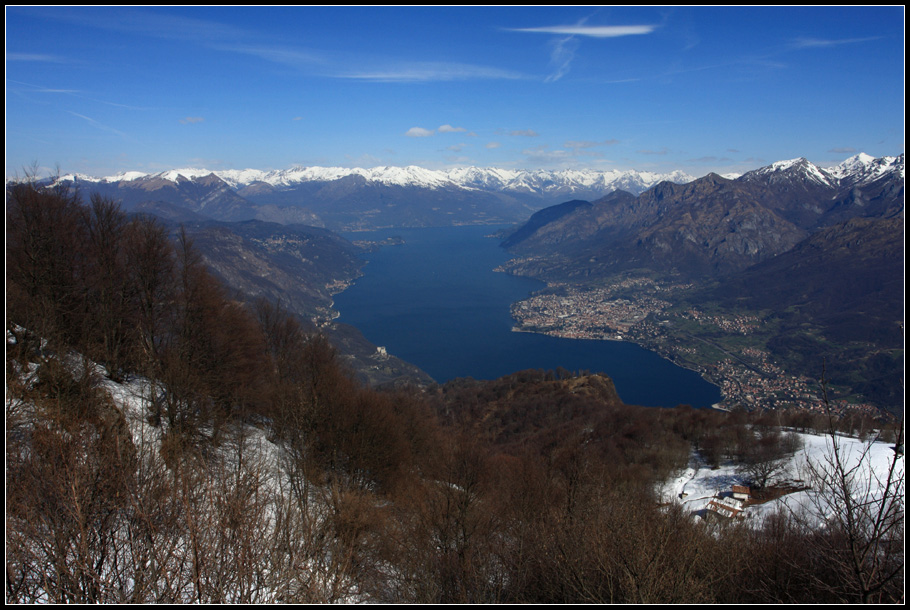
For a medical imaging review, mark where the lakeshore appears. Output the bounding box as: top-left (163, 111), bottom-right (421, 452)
top-left (506, 278), bottom-right (884, 417)
top-left (333, 225), bottom-right (722, 408)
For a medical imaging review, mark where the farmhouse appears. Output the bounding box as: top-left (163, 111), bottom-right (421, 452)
top-left (732, 485), bottom-right (751, 501)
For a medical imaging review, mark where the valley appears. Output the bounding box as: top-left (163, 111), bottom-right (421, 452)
top-left (506, 276), bottom-right (884, 416)
top-left (7, 7), bottom-right (903, 604)
top-left (16, 152), bottom-right (904, 414)
top-left (497, 153), bottom-right (904, 417)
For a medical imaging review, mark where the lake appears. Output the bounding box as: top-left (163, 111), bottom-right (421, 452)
top-left (334, 225), bottom-right (721, 408)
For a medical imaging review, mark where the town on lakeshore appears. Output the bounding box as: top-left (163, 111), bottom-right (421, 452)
top-left (505, 275), bottom-right (883, 417)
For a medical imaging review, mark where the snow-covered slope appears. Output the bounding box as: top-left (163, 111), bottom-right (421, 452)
top-left (660, 430), bottom-right (903, 528)
top-left (736, 153), bottom-right (904, 191)
top-left (827, 152), bottom-right (905, 186)
top-left (739, 157), bottom-right (837, 188)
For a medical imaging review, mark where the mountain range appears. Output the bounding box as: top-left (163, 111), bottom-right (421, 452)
top-left (500, 153), bottom-right (904, 281)
top-left (42, 154), bottom-right (900, 233)
top-left (498, 153), bottom-right (904, 413)
top-left (47, 165), bottom-right (697, 230)
top-left (58, 164), bottom-right (697, 198)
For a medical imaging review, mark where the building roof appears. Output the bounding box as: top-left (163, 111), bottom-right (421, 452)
top-left (707, 499), bottom-right (743, 519)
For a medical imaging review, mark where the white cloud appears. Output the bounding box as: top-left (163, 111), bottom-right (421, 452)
top-left (486, 142), bottom-right (501, 149)
top-left (509, 129), bottom-right (539, 137)
top-left (405, 127), bottom-right (434, 137)
top-left (510, 25), bottom-right (657, 38)
top-left (438, 124), bottom-right (467, 133)
top-left (511, 22), bottom-right (657, 82)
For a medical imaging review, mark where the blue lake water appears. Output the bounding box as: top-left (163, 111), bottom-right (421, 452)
top-left (334, 225), bottom-right (721, 408)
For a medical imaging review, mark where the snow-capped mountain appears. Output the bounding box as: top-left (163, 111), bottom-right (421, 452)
top-left (740, 157), bottom-right (838, 188)
top-left (738, 153), bottom-right (904, 191)
top-left (33, 153), bottom-right (902, 231)
top-left (57, 153), bottom-right (902, 197)
top-left (64, 164), bottom-right (698, 197)
top-left (732, 153), bottom-right (904, 230)
top-left (827, 152), bottom-right (905, 186)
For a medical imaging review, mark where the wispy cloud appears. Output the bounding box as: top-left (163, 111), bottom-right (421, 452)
top-left (340, 61), bottom-right (526, 83)
top-left (686, 155), bottom-right (733, 165)
top-left (438, 124), bottom-right (467, 133)
top-left (405, 127), bottom-right (434, 137)
top-left (520, 145), bottom-right (604, 168)
top-left (828, 147), bottom-right (858, 154)
top-left (511, 22), bottom-right (657, 82)
top-left (7, 53), bottom-right (71, 63)
top-left (791, 36), bottom-right (880, 49)
top-left (8, 79), bottom-right (153, 110)
top-left (565, 139), bottom-right (619, 149)
top-left (521, 141), bottom-right (614, 168)
top-left (45, 7), bottom-right (250, 44)
top-left (509, 129), bottom-right (539, 137)
top-left (67, 111), bottom-right (129, 138)
top-left (8, 81), bottom-right (80, 95)
top-left (509, 25), bottom-right (657, 38)
top-left (544, 35), bottom-right (580, 83)
top-left (214, 44), bottom-right (324, 68)
top-left (31, 8), bottom-right (527, 85)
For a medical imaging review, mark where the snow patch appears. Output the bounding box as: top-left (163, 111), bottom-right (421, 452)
top-left (660, 430), bottom-right (902, 529)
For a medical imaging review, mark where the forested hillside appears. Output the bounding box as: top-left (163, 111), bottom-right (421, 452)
top-left (6, 180), bottom-right (903, 603)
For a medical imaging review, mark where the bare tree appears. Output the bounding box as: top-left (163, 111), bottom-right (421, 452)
top-left (800, 379), bottom-right (904, 602)
top-left (82, 194), bottom-right (134, 380)
top-left (736, 427), bottom-right (802, 491)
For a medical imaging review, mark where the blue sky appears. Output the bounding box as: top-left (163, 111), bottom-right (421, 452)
top-left (6, 6), bottom-right (905, 178)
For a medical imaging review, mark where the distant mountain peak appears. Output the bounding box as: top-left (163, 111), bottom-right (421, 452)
top-left (743, 157), bottom-right (835, 187)
top-left (827, 152), bottom-right (904, 185)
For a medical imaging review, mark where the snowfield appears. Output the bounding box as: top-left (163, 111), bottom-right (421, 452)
top-left (660, 430), bottom-right (904, 528)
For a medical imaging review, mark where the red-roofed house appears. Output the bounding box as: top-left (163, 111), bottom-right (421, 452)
top-left (732, 485), bottom-right (751, 501)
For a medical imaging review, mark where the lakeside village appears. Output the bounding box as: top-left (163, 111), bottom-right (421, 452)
top-left (507, 279), bottom-right (882, 418)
